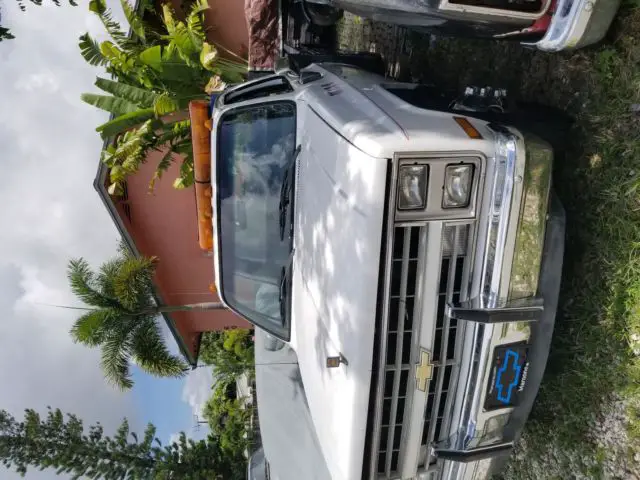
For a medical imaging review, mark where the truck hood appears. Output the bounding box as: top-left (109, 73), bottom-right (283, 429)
top-left (289, 104), bottom-right (388, 480)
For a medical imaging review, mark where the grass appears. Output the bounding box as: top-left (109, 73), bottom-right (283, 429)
top-left (337, 5), bottom-right (640, 477)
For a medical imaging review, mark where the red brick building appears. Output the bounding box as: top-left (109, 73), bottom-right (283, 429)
top-left (95, 0), bottom-right (252, 366)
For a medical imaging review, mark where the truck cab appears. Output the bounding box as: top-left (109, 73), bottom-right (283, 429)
top-left (210, 61), bottom-right (565, 480)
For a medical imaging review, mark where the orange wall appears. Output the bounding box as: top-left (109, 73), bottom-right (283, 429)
top-left (115, 150), bottom-right (250, 357)
top-left (203, 0), bottom-right (249, 59)
top-left (166, 0), bottom-right (249, 59)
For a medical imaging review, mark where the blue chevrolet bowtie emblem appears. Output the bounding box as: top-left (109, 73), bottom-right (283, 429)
top-left (495, 349), bottom-right (521, 404)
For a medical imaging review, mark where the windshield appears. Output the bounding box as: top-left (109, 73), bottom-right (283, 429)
top-left (216, 102), bottom-right (296, 338)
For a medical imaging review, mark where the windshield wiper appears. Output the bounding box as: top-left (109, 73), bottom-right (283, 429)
top-left (279, 145), bottom-right (302, 241)
top-left (279, 249), bottom-right (295, 323)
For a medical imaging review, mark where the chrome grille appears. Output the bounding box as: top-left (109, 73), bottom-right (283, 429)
top-left (420, 225), bottom-right (468, 468)
top-left (378, 226), bottom-right (420, 476)
top-left (370, 223), bottom-right (472, 480)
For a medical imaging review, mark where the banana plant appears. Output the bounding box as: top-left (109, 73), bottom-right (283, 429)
top-left (80, 0), bottom-right (246, 94)
top-left (80, 0), bottom-right (247, 192)
top-left (83, 78), bottom-right (194, 194)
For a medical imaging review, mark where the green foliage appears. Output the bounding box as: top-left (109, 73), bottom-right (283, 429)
top-left (0, 407), bottom-right (238, 479)
top-left (96, 108), bottom-right (156, 140)
top-left (67, 254), bottom-right (185, 389)
top-left (89, 0), bottom-right (131, 49)
top-left (81, 93), bottom-right (143, 116)
top-left (79, 33), bottom-right (107, 66)
top-left (200, 329), bottom-right (255, 382)
top-left (94, 77), bottom-right (158, 108)
top-left (101, 119), bottom-right (157, 195)
top-left (79, 0), bottom-right (248, 192)
top-left (202, 378), bottom-right (253, 460)
top-left (67, 252), bottom-right (224, 388)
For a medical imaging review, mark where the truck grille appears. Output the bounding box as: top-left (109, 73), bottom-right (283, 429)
top-left (370, 223), bottom-right (470, 479)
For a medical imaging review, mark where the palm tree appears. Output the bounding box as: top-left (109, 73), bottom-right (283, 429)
top-left (67, 253), bottom-right (224, 389)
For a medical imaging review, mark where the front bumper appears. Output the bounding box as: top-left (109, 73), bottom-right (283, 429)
top-left (531, 0), bottom-right (620, 51)
top-left (439, 192), bottom-right (565, 480)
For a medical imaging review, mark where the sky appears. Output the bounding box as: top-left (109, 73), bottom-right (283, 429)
top-left (0, 0), bottom-right (214, 477)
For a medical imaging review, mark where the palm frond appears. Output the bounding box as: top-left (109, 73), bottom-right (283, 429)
top-left (119, 0), bottom-right (146, 43)
top-left (81, 93), bottom-right (141, 116)
top-left (131, 322), bottom-right (187, 377)
top-left (96, 258), bottom-right (126, 300)
top-left (148, 149), bottom-right (174, 192)
top-left (89, 0), bottom-right (132, 49)
top-left (172, 149), bottom-right (195, 189)
top-left (112, 256), bottom-right (157, 312)
top-left (117, 238), bottom-right (133, 258)
top-left (102, 121), bottom-right (156, 191)
top-left (96, 108), bottom-right (155, 138)
top-left (161, 0), bottom-right (208, 68)
top-left (70, 309), bottom-right (113, 346)
top-left (185, 0), bottom-right (209, 50)
top-left (94, 78), bottom-right (158, 108)
top-left (155, 119), bottom-right (191, 145)
top-left (67, 258), bottom-right (121, 309)
top-left (188, 0), bottom-right (210, 18)
top-left (79, 33), bottom-right (107, 66)
top-left (100, 334), bottom-right (133, 390)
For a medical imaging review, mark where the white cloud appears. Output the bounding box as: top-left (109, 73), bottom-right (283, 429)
top-left (0, 0), bottom-right (141, 477)
top-left (168, 432), bottom-right (182, 446)
top-left (182, 366), bottom-right (215, 418)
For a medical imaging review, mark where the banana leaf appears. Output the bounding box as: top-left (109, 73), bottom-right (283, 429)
top-left (93, 78), bottom-right (158, 108)
top-left (96, 108), bottom-right (155, 138)
top-left (81, 94), bottom-right (141, 116)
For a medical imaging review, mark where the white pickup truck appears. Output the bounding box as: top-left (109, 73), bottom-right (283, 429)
top-left (211, 58), bottom-right (565, 480)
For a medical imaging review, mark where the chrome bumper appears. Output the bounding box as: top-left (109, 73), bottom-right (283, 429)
top-left (439, 193), bottom-right (565, 480)
top-left (531, 0), bottom-right (620, 51)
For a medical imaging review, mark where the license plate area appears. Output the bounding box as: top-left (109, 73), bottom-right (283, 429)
top-left (484, 342), bottom-right (530, 411)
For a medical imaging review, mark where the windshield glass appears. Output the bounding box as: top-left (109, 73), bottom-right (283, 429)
top-left (216, 102), bottom-right (296, 337)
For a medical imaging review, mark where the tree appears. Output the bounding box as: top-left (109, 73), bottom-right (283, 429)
top-left (79, 0), bottom-right (247, 193)
top-left (199, 329), bottom-right (255, 383)
top-left (1, 0), bottom-right (78, 42)
top-left (0, 407), bottom-right (244, 480)
top-left (67, 252), bottom-right (225, 389)
top-left (202, 378), bottom-right (253, 459)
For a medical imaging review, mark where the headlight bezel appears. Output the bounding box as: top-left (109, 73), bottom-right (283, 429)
top-left (393, 155), bottom-right (482, 222)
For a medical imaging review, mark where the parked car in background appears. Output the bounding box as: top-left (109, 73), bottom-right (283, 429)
top-left (310, 0), bottom-right (620, 51)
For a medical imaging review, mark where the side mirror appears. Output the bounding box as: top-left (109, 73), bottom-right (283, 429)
top-left (263, 333), bottom-right (286, 351)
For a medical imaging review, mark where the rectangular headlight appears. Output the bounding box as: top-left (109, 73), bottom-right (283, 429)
top-left (443, 164), bottom-right (474, 208)
top-left (397, 165), bottom-right (428, 210)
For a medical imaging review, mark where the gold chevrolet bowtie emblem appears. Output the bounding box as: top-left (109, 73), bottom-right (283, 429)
top-left (415, 349), bottom-right (434, 392)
